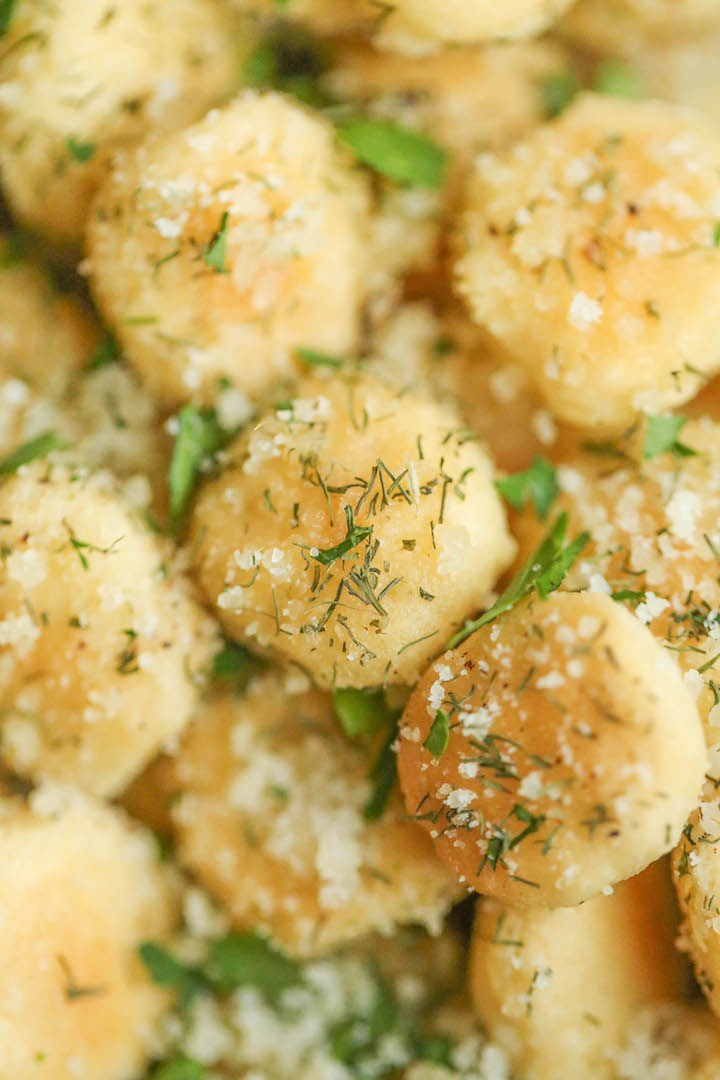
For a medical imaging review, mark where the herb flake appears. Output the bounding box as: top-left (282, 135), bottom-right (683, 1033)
top-left (0, 430), bottom-right (61, 474)
top-left (423, 709), bottom-right (449, 758)
top-left (211, 642), bottom-right (263, 690)
top-left (205, 933), bottom-right (302, 1001)
top-left (204, 212), bottom-right (229, 274)
top-left (644, 414), bottom-right (697, 460)
top-left (337, 118), bottom-right (447, 189)
top-left (296, 347), bottom-right (344, 370)
top-left (168, 405), bottom-right (225, 524)
top-left (151, 1058), bottom-right (205, 1080)
top-left (592, 61), bottom-right (641, 99)
top-left (333, 687), bottom-right (394, 737)
top-left (87, 333), bottom-right (120, 370)
top-left (138, 943), bottom-right (207, 1007)
top-left (244, 26), bottom-right (330, 107)
top-left (540, 69), bottom-right (579, 118)
top-left (0, 0), bottom-right (17, 35)
top-left (496, 456), bottom-right (559, 520)
top-left (309, 505), bottom-right (372, 567)
top-left (448, 513), bottom-right (589, 649)
top-left (364, 723), bottom-right (398, 820)
top-left (66, 135), bottom-right (96, 163)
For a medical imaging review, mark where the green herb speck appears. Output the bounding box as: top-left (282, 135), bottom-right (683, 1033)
top-left (496, 456), bottom-right (559, 520)
top-left (204, 212), bottom-right (229, 274)
top-left (423, 709), bottom-right (449, 758)
top-left (337, 117), bottom-right (447, 188)
top-left (66, 135), bottom-right (96, 163)
top-left (0, 431), bottom-right (61, 474)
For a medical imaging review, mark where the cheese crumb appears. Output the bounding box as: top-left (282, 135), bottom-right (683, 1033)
top-left (568, 291), bottom-right (603, 332)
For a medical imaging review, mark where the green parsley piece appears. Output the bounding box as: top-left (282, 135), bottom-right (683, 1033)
top-left (138, 943), bottom-right (208, 1007)
top-left (580, 438), bottom-right (629, 460)
top-left (168, 405), bottom-right (225, 524)
top-left (87, 332), bottom-right (120, 370)
top-left (676, 845), bottom-right (690, 877)
top-left (333, 687), bottom-right (394, 737)
top-left (337, 118), bottom-right (447, 189)
top-left (332, 689), bottom-right (400, 814)
top-left (433, 336), bottom-right (455, 357)
top-left (244, 26), bottom-right (330, 107)
top-left (330, 965), bottom-right (398, 1067)
top-left (364, 723), bottom-right (398, 820)
top-left (414, 1034), bottom-right (454, 1066)
top-left (150, 1058), bottom-right (205, 1080)
top-left (592, 61), bottom-right (642, 99)
top-left (643, 414), bottom-right (697, 460)
top-left (611, 589), bottom-right (646, 607)
top-left (205, 933), bottom-right (302, 1001)
top-left (0, 430), bottom-right (61, 475)
top-left (296, 347), bottom-right (344, 370)
top-left (66, 135), bottom-right (96, 163)
top-left (713, 222), bottom-right (720, 247)
top-left (423, 709), bottom-right (449, 758)
top-left (540, 69), bottom-right (580, 118)
top-left (309, 505), bottom-right (372, 567)
top-left (447, 512), bottom-right (589, 649)
top-left (211, 642), bottom-right (263, 691)
top-left (0, 230), bottom-right (27, 267)
top-left (204, 212), bottom-right (229, 274)
top-left (496, 456), bottom-right (559, 520)
top-left (0, 0), bottom-right (17, 35)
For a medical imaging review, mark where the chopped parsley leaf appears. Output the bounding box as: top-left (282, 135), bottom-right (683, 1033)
top-left (87, 332), bottom-right (120, 370)
top-left (0, 230), bottom-right (27, 267)
top-left (333, 687), bottom-right (394, 737)
top-left (66, 135), bottom-right (96, 163)
top-left (611, 589), bottom-right (646, 606)
top-left (714, 222), bottom-right (720, 247)
top-left (496, 456), bottom-right (559, 520)
top-left (447, 512), bottom-right (589, 649)
top-left (0, 0), bottom-right (17, 35)
top-left (414, 1033), bottom-right (454, 1066)
top-left (330, 964), bottom-right (397, 1067)
top-left (168, 405), bottom-right (225, 524)
top-left (244, 25), bottom-right (330, 107)
top-left (337, 117), bottom-right (447, 189)
top-left (204, 212), bottom-right (229, 274)
top-left (205, 933), bottom-right (302, 1001)
top-left (364, 722), bottom-right (399, 820)
top-left (211, 642), bottom-right (264, 690)
top-left (433, 336), bottom-right (455, 357)
top-left (643, 414), bottom-right (697, 460)
top-left (592, 61), bottom-right (642, 99)
top-left (580, 439), bottom-right (629, 460)
top-left (138, 943), bottom-right (208, 1007)
top-left (540, 69), bottom-right (579, 118)
top-left (150, 1058), bottom-right (205, 1080)
top-left (0, 430), bottom-right (61, 474)
top-left (296, 347), bottom-right (344, 370)
top-left (423, 709), bottom-right (449, 758)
